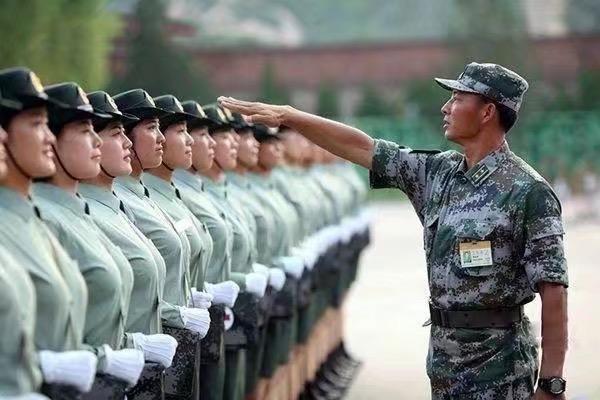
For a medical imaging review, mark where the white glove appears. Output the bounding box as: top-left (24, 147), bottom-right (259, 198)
top-left (101, 345), bottom-right (144, 386)
top-left (245, 272), bottom-right (268, 297)
top-left (204, 281), bottom-right (240, 307)
top-left (180, 307), bottom-right (211, 338)
top-left (252, 263), bottom-right (269, 277)
top-left (268, 268), bottom-right (286, 291)
top-left (38, 350), bottom-right (98, 393)
top-left (188, 287), bottom-right (213, 309)
top-left (279, 256), bottom-right (305, 279)
top-left (130, 333), bottom-right (178, 369)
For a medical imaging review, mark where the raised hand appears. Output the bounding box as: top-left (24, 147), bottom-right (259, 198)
top-left (217, 96), bottom-right (289, 127)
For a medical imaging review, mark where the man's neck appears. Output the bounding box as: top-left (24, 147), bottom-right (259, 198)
top-left (234, 162), bottom-right (249, 175)
top-left (81, 172), bottom-right (114, 190)
top-left (461, 130), bottom-right (506, 169)
top-left (130, 160), bottom-right (143, 179)
top-left (146, 164), bottom-right (172, 182)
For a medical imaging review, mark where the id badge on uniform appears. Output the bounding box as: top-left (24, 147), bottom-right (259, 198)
top-left (459, 240), bottom-right (492, 268)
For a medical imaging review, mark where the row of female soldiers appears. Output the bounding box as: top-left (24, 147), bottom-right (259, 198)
top-left (0, 67), bottom-right (370, 400)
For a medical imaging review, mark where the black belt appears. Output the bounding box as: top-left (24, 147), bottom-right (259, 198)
top-left (429, 303), bottom-right (523, 329)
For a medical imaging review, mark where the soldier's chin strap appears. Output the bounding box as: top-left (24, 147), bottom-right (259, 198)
top-left (52, 145), bottom-right (88, 181)
top-left (162, 161), bottom-right (174, 172)
top-left (5, 145), bottom-right (35, 180)
top-left (100, 165), bottom-right (116, 179)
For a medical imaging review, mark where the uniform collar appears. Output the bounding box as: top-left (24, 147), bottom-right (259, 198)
top-left (0, 186), bottom-right (38, 221)
top-left (462, 141), bottom-right (511, 187)
top-left (78, 183), bottom-right (123, 213)
top-left (226, 172), bottom-right (251, 189)
top-left (174, 169), bottom-right (204, 192)
top-left (116, 175), bottom-right (150, 199)
top-left (142, 172), bottom-right (179, 200)
top-left (34, 183), bottom-right (89, 215)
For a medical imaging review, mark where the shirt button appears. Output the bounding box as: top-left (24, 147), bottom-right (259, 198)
top-left (458, 176), bottom-right (467, 184)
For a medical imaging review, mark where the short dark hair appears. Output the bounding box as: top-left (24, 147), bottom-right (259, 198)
top-left (480, 95), bottom-right (518, 133)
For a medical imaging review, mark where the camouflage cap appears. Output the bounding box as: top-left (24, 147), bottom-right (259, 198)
top-left (435, 62), bottom-right (529, 112)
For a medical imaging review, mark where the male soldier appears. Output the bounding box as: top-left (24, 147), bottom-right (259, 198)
top-left (219, 62), bottom-right (569, 399)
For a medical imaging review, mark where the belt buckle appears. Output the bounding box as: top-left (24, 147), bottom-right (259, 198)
top-left (438, 309), bottom-right (449, 327)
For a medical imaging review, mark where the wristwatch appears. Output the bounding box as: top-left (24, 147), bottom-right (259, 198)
top-left (538, 377), bottom-right (566, 395)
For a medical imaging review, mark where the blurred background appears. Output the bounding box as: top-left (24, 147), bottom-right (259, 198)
top-left (2, 0), bottom-right (600, 199)
top-left (2, 1), bottom-right (599, 398)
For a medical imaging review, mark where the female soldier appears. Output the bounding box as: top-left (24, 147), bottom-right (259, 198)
top-left (77, 90), bottom-right (178, 383)
top-left (174, 101), bottom-right (242, 400)
top-left (0, 67), bottom-right (97, 397)
top-left (0, 86), bottom-right (47, 399)
top-left (33, 84), bottom-right (150, 392)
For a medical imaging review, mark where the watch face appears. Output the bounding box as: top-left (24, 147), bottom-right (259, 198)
top-left (549, 378), bottom-right (566, 394)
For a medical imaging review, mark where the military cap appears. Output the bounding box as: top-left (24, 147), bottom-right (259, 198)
top-left (253, 124), bottom-right (280, 143)
top-left (87, 91), bottom-right (139, 126)
top-left (113, 89), bottom-right (170, 121)
top-left (44, 82), bottom-right (111, 133)
top-left (229, 111), bottom-right (253, 132)
top-left (0, 87), bottom-right (22, 112)
top-left (0, 67), bottom-right (62, 109)
top-left (153, 94), bottom-right (199, 129)
top-left (435, 62), bottom-right (528, 112)
top-left (181, 100), bottom-right (212, 130)
top-left (203, 103), bottom-right (232, 133)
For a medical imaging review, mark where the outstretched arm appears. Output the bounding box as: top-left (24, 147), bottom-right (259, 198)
top-left (218, 97), bottom-right (375, 169)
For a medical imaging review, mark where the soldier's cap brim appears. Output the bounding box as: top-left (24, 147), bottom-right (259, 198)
top-left (98, 110), bottom-right (140, 125)
top-left (123, 106), bottom-right (171, 122)
top-left (188, 117), bottom-right (214, 130)
top-left (19, 92), bottom-right (67, 109)
top-left (160, 111), bottom-right (205, 128)
top-left (434, 78), bottom-right (480, 95)
top-left (0, 97), bottom-right (22, 111)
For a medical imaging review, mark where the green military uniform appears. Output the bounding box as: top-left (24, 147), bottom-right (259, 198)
top-left (78, 183), bottom-right (167, 334)
top-left (174, 169), bottom-right (232, 400)
top-left (0, 187), bottom-right (88, 352)
top-left (203, 176), bottom-right (256, 400)
top-left (142, 173), bottom-right (213, 292)
top-left (174, 169), bottom-right (232, 285)
top-left (115, 176), bottom-right (193, 311)
top-left (0, 249), bottom-right (42, 396)
top-left (370, 63), bottom-right (568, 398)
top-left (34, 183), bottom-right (135, 368)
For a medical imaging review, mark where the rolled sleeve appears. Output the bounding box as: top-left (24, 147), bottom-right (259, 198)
top-left (521, 183), bottom-right (568, 291)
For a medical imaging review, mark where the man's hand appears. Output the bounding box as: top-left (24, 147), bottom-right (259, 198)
top-left (533, 387), bottom-right (565, 399)
top-left (217, 97), bottom-right (289, 127)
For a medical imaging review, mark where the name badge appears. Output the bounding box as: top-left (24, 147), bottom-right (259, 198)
top-left (459, 240), bottom-right (492, 268)
top-left (174, 218), bottom-right (193, 233)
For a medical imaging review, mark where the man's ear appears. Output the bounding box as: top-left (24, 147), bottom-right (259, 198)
top-left (481, 102), bottom-right (496, 125)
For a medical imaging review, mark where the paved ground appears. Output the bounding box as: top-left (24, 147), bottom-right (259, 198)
top-left (344, 202), bottom-right (600, 400)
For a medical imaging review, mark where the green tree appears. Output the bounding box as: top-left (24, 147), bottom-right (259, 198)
top-left (0, 0), bottom-right (119, 89)
top-left (355, 85), bottom-right (392, 117)
top-left (316, 82), bottom-right (340, 119)
top-left (258, 63), bottom-right (290, 104)
top-left (111, 0), bottom-right (213, 101)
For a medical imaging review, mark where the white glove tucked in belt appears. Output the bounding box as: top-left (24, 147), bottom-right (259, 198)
top-left (38, 350), bottom-right (98, 393)
top-left (245, 272), bottom-right (268, 297)
top-left (101, 345), bottom-right (144, 386)
top-left (279, 256), bottom-right (305, 279)
top-left (180, 307), bottom-right (211, 338)
top-left (268, 268), bottom-right (286, 291)
top-left (130, 333), bottom-right (178, 369)
top-left (204, 281), bottom-right (240, 308)
top-left (188, 288), bottom-right (213, 309)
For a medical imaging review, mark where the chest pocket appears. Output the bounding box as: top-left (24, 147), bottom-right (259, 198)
top-left (454, 220), bottom-right (497, 277)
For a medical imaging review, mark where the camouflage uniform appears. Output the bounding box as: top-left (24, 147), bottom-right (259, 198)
top-left (370, 63), bottom-right (568, 399)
